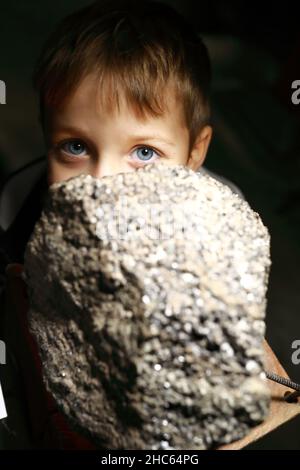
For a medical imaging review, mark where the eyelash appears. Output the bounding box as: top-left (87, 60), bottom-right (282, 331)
top-left (56, 139), bottom-right (162, 164)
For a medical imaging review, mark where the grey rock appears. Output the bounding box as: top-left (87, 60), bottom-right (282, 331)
top-left (23, 161), bottom-right (271, 450)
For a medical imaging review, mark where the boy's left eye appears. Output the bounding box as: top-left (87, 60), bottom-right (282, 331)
top-left (131, 146), bottom-right (160, 163)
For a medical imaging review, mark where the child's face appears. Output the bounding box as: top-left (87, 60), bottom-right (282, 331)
top-left (44, 72), bottom-right (212, 185)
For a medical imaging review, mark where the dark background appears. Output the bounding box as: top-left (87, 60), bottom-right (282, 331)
top-left (0, 0), bottom-right (300, 449)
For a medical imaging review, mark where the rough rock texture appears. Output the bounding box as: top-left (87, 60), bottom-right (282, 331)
top-left (23, 161), bottom-right (271, 450)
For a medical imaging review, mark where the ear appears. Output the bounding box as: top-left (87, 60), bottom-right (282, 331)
top-left (186, 125), bottom-right (213, 172)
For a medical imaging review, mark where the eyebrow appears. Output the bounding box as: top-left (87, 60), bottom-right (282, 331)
top-left (52, 126), bottom-right (176, 148)
top-left (127, 134), bottom-right (176, 148)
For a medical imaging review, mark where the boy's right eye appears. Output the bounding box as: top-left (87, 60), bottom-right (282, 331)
top-left (60, 139), bottom-right (88, 157)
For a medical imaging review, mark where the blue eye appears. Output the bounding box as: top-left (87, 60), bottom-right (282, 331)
top-left (133, 146), bottom-right (159, 162)
top-left (61, 140), bottom-right (87, 156)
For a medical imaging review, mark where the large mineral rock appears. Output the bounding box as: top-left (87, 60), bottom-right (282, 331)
top-left (23, 161), bottom-right (271, 450)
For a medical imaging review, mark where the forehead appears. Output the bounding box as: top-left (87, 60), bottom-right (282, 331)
top-left (45, 71), bottom-right (186, 130)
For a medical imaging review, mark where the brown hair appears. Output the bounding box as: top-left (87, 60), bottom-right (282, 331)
top-left (33, 0), bottom-right (211, 153)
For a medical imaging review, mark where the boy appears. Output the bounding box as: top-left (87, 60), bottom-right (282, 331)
top-left (0, 0), bottom-right (299, 450)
